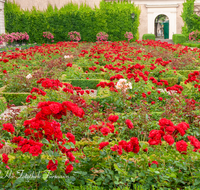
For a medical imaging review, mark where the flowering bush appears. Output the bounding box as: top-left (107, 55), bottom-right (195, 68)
top-left (124, 31), bottom-right (133, 42)
top-left (0, 40), bottom-right (200, 189)
top-left (189, 30), bottom-right (200, 41)
top-left (0, 32), bottom-right (29, 44)
top-left (68, 31), bottom-right (81, 42)
top-left (43, 31), bottom-right (54, 43)
top-left (96, 32), bottom-right (109, 41)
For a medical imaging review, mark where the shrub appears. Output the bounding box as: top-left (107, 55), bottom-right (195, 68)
top-left (68, 31), bottom-right (81, 42)
top-left (124, 32), bottom-right (133, 42)
top-left (0, 97), bottom-right (6, 114)
top-left (173, 34), bottom-right (187, 44)
top-left (96, 32), bottom-right (109, 41)
top-left (62, 79), bottom-right (106, 89)
top-left (142, 34), bottom-right (155, 40)
top-left (43, 31), bottom-right (54, 43)
top-left (2, 92), bottom-right (29, 106)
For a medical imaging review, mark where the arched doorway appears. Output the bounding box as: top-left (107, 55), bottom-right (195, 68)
top-left (154, 14), bottom-right (169, 39)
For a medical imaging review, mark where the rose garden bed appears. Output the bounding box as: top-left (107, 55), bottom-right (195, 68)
top-left (0, 40), bottom-right (200, 189)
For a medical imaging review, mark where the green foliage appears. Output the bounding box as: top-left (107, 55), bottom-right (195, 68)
top-left (142, 34), bottom-right (155, 41)
top-left (0, 97), bottom-right (6, 114)
top-left (172, 34), bottom-right (187, 44)
top-left (63, 79), bottom-right (105, 89)
top-left (161, 77), bottom-right (179, 86)
top-left (177, 70), bottom-right (196, 78)
top-left (181, 0), bottom-right (196, 36)
top-left (4, 1), bottom-right (140, 43)
top-left (2, 92), bottom-right (29, 106)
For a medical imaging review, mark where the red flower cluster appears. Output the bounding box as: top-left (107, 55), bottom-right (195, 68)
top-left (125, 119), bottom-right (134, 129)
top-left (26, 95), bottom-right (37, 103)
top-left (184, 71), bottom-right (199, 84)
top-left (166, 85), bottom-right (183, 94)
top-left (108, 115), bottom-right (119, 123)
top-left (2, 153), bottom-right (9, 164)
top-left (2, 123), bottom-right (15, 134)
top-left (148, 119), bottom-right (190, 148)
top-left (30, 87), bottom-right (46, 96)
top-left (111, 137), bottom-right (140, 155)
top-left (47, 160), bottom-right (58, 171)
top-left (187, 136), bottom-right (200, 152)
top-left (99, 142), bottom-right (109, 150)
top-left (37, 78), bottom-right (63, 90)
top-left (176, 140), bottom-right (188, 154)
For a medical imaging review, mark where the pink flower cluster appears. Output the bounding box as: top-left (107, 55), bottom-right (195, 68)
top-left (0, 32), bottom-right (29, 44)
top-left (43, 31), bottom-right (54, 40)
top-left (124, 32), bottom-right (133, 42)
top-left (68, 31), bottom-right (81, 42)
top-left (96, 32), bottom-right (109, 41)
top-left (189, 30), bottom-right (200, 41)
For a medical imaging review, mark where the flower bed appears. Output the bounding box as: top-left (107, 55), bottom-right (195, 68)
top-left (0, 40), bottom-right (200, 189)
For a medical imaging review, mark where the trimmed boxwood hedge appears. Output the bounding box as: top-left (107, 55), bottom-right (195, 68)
top-left (172, 34), bottom-right (186, 44)
top-left (62, 79), bottom-right (107, 89)
top-left (142, 34), bottom-right (155, 41)
top-left (2, 92), bottom-right (29, 106)
top-left (0, 97), bottom-right (7, 114)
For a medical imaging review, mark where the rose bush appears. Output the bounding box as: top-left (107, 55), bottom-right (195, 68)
top-left (0, 40), bottom-right (200, 189)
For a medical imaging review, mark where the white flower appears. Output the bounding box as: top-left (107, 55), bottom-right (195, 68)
top-left (26, 74), bottom-right (32, 79)
top-left (115, 79), bottom-right (132, 91)
top-left (64, 55), bottom-right (70, 59)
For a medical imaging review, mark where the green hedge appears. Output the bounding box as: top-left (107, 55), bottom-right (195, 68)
top-left (0, 97), bottom-right (7, 114)
top-left (172, 34), bottom-right (187, 44)
top-left (63, 73), bottom-right (109, 80)
top-left (159, 77), bottom-right (179, 87)
top-left (62, 79), bottom-right (106, 89)
top-left (177, 70), bottom-right (196, 78)
top-left (2, 92), bottom-right (29, 106)
top-left (142, 34), bottom-right (155, 41)
top-left (5, 1), bottom-right (140, 43)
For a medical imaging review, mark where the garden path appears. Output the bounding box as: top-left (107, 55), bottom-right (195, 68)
top-left (155, 38), bottom-right (174, 44)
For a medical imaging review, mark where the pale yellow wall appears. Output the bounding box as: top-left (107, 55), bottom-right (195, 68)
top-left (137, 4), bottom-right (148, 40)
top-left (8, 0), bottom-right (102, 10)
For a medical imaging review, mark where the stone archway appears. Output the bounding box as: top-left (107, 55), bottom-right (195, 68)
top-left (146, 4), bottom-right (178, 39)
top-left (154, 14), bottom-right (169, 39)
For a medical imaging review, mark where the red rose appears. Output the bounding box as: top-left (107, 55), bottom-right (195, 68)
top-left (143, 148), bottom-right (148, 152)
top-left (47, 160), bottom-right (58, 171)
top-left (3, 70), bottom-right (7, 74)
top-left (176, 140), bottom-right (188, 154)
top-left (149, 161), bottom-right (158, 167)
top-left (108, 115), bottom-right (119, 123)
top-left (151, 101), bottom-right (155, 105)
top-left (101, 127), bottom-right (111, 136)
top-left (158, 97), bottom-right (163, 101)
top-left (3, 59), bottom-right (9, 63)
top-left (65, 164), bottom-right (73, 174)
top-left (2, 153), bottom-right (9, 164)
top-left (163, 135), bottom-right (174, 145)
top-left (99, 142), bottom-right (109, 150)
top-left (125, 119), bottom-right (134, 129)
top-left (2, 123), bottom-right (15, 134)
top-left (29, 145), bottom-right (42, 156)
top-left (142, 93), bottom-right (146, 98)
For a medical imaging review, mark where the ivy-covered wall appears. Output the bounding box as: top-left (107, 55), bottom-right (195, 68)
top-left (181, 0), bottom-right (200, 37)
top-left (4, 1), bottom-right (140, 43)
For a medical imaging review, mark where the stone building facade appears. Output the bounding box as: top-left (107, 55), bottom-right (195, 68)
top-left (3, 0), bottom-right (200, 39)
